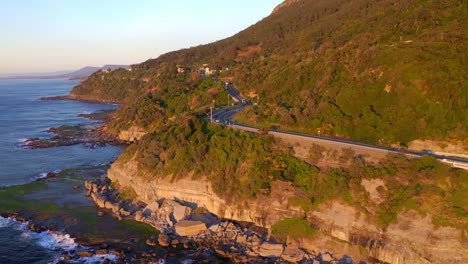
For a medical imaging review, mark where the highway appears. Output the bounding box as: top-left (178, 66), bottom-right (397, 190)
top-left (213, 83), bottom-right (468, 170)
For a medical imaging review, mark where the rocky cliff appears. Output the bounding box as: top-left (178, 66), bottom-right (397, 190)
top-left (309, 202), bottom-right (467, 263)
top-left (108, 159), bottom-right (305, 228)
top-left (107, 158), bottom-right (467, 263)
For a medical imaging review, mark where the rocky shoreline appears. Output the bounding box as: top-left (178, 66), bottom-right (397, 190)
top-left (86, 177), bottom-right (352, 263)
top-left (40, 95), bottom-right (121, 104)
top-left (0, 166), bottom-right (232, 264)
top-left (21, 112), bottom-right (124, 149)
top-left (1, 212), bottom-right (227, 263)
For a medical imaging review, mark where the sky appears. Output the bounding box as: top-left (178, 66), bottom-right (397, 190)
top-left (0, 0), bottom-right (283, 74)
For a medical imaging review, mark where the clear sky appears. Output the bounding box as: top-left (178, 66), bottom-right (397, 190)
top-left (0, 0), bottom-right (283, 74)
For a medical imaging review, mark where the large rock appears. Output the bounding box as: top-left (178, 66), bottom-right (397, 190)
top-left (320, 252), bottom-right (333, 262)
top-left (282, 246), bottom-right (305, 262)
top-left (90, 193), bottom-right (106, 208)
top-left (135, 210), bottom-right (144, 221)
top-left (258, 242), bottom-right (284, 258)
top-left (158, 233), bottom-right (171, 247)
top-left (175, 220), bottom-right (207, 236)
top-left (172, 204), bottom-right (191, 222)
top-left (144, 201), bottom-right (159, 214)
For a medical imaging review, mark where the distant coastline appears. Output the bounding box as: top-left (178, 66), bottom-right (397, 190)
top-left (40, 95), bottom-right (122, 105)
top-left (0, 64), bottom-right (129, 81)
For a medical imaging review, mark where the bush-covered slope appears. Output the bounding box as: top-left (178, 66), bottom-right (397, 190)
top-left (232, 0), bottom-right (467, 145)
top-left (117, 116), bottom-right (467, 229)
top-left (71, 0), bottom-right (466, 145)
top-left (67, 2), bottom-right (467, 260)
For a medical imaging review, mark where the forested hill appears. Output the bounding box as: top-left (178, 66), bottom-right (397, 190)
top-left (71, 0), bottom-right (467, 145)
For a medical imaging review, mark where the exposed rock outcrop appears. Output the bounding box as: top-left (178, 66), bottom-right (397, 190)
top-left (107, 159), bottom-right (305, 228)
top-left (104, 160), bottom-right (468, 263)
top-left (309, 202), bottom-right (467, 264)
top-left (84, 177), bottom-right (344, 263)
top-left (175, 220), bottom-right (206, 236)
top-left (118, 126), bottom-right (147, 142)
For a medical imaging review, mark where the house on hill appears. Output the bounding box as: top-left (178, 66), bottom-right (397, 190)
top-left (176, 65), bottom-right (185, 73)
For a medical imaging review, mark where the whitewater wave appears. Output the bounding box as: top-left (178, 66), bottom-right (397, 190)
top-left (15, 138), bottom-right (31, 149)
top-left (32, 172), bottom-right (49, 181)
top-left (0, 216), bottom-right (119, 263)
top-left (74, 254), bottom-right (120, 264)
top-left (1, 216), bottom-right (77, 252)
top-left (31, 169), bottom-right (62, 182)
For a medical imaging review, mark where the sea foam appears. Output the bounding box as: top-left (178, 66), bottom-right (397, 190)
top-left (0, 216), bottom-right (119, 263)
top-left (1, 216), bottom-right (77, 251)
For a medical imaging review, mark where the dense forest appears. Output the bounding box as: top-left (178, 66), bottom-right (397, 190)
top-left (72, 0), bottom-right (467, 145)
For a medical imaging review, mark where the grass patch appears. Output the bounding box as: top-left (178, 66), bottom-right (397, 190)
top-left (271, 217), bottom-right (316, 241)
top-left (288, 197), bottom-right (310, 213)
top-left (118, 186), bottom-right (138, 200)
top-left (118, 219), bottom-right (159, 236)
top-left (0, 182), bottom-right (59, 213)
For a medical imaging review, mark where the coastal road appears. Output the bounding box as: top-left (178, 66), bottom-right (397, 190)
top-left (213, 84), bottom-right (468, 170)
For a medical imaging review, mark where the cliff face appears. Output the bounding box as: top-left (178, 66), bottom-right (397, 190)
top-left (309, 202), bottom-right (467, 264)
top-left (108, 159), bottom-right (305, 227)
top-left (108, 158), bottom-right (467, 263)
top-left (117, 126), bottom-right (147, 142)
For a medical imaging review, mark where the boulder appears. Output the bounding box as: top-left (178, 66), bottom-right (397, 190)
top-left (342, 256), bottom-right (353, 264)
top-left (175, 220), bottom-right (207, 236)
top-left (236, 234), bottom-right (247, 244)
top-left (282, 246), bottom-right (305, 262)
top-left (146, 238), bottom-right (157, 247)
top-left (135, 210), bottom-right (144, 221)
top-left (258, 242), bottom-right (284, 258)
top-left (95, 249), bottom-right (108, 255)
top-left (76, 250), bottom-right (93, 257)
top-left (144, 201), bottom-right (159, 213)
top-left (158, 233), bottom-right (171, 247)
top-left (161, 199), bottom-right (180, 210)
top-left (320, 252), bottom-right (333, 262)
top-left (172, 204), bottom-right (191, 222)
top-left (90, 193), bottom-right (106, 208)
top-left (209, 224), bottom-right (220, 233)
top-left (119, 208), bottom-right (131, 217)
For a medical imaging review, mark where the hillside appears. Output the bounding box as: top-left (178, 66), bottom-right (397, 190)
top-left (68, 1), bottom-right (467, 262)
top-left (71, 0), bottom-right (467, 146)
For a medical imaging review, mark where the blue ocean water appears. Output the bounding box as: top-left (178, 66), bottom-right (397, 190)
top-left (0, 78), bottom-right (122, 187)
top-left (0, 78), bottom-right (123, 263)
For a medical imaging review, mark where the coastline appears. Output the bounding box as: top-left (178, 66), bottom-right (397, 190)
top-left (40, 95), bottom-right (122, 105)
top-left (0, 166), bottom-right (229, 263)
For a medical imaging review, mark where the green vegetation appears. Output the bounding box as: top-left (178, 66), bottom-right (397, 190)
top-left (118, 186), bottom-right (138, 200)
top-left (71, 68), bottom-right (143, 103)
top-left (0, 167), bottom-right (159, 245)
top-left (66, 0), bottom-right (467, 233)
top-left (106, 72), bottom-right (228, 134)
top-left (72, 0), bottom-right (466, 145)
top-left (271, 217), bottom-right (317, 241)
top-left (0, 182), bottom-right (60, 214)
top-left (362, 155), bottom-right (467, 227)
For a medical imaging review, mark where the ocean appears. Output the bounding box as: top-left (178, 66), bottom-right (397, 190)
top-left (0, 79), bottom-right (123, 263)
